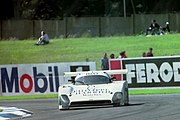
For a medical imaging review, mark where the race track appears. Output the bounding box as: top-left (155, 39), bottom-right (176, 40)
top-left (1, 94), bottom-right (180, 120)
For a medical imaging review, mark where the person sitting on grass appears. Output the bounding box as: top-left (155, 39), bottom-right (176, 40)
top-left (161, 21), bottom-right (170, 34)
top-left (35, 31), bottom-right (49, 45)
top-left (146, 19), bottom-right (160, 35)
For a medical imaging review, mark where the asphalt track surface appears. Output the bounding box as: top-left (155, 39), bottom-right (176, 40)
top-left (1, 94), bottom-right (180, 120)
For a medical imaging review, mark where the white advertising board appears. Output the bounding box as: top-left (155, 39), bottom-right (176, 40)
top-left (0, 62), bottom-right (96, 96)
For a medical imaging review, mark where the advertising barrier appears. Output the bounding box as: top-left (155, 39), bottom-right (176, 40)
top-left (110, 56), bottom-right (180, 88)
top-left (0, 79), bottom-right (2, 96)
top-left (0, 62), bottom-right (96, 96)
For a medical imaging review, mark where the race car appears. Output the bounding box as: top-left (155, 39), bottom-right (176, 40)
top-left (58, 69), bottom-right (129, 110)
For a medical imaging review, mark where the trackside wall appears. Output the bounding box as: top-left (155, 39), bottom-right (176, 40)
top-left (0, 20), bottom-right (2, 40)
top-left (66, 17), bottom-right (100, 37)
top-left (1, 13), bottom-right (180, 39)
top-left (169, 13), bottom-right (180, 32)
top-left (0, 62), bottom-right (96, 96)
top-left (1, 20), bottom-right (33, 40)
top-left (134, 14), bottom-right (169, 34)
top-left (0, 79), bottom-right (2, 96)
top-left (33, 20), bottom-right (66, 39)
top-left (101, 17), bottom-right (133, 36)
top-left (110, 56), bottom-right (180, 88)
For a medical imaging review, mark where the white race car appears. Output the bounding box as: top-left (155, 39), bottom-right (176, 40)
top-left (58, 69), bottom-right (129, 110)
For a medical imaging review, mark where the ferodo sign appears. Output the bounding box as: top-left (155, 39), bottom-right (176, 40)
top-left (0, 62), bottom-right (96, 96)
top-left (110, 56), bottom-right (180, 87)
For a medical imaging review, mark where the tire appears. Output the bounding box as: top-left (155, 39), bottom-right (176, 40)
top-left (60, 106), bottom-right (69, 110)
top-left (113, 103), bottom-right (120, 107)
top-left (124, 89), bottom-right (129, 106)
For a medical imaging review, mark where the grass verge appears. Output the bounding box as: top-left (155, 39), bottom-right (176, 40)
top-left (0, 34), bottom-right (180, 100)
top-left (0, 94), bottom-right (57, 100)
top-left (0, 34), bottom-right (180, 69)
top-left (1, 88), bottom-right (180, 100)
top-left (129, 88), bottom-right (180, 95)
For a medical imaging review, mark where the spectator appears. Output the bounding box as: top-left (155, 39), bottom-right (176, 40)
top-left (35, 31), bottom-right (49, 45)
top-left (120, 51), bottom-right (127, 58)
top-left (101, 52), bottom-right (109, 70)
top-left (146, 48), bottom-right (154, 57)
top-left (110, 53), bottom-right (115, 59)
top-left (142, 52), bottom-right (146, 57)
top-left (146, 19), bottom-right (160, 35)
top-left (161, 21), bottom-right (170, 34)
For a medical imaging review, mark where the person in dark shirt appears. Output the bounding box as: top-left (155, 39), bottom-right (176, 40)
top-left (161, 21), bottom-right (170, 34)
top-left (146, 20), bottom-right (160, 35)
top-left (142, 52), bottom-right (146, 57)
top-left (146, 48), bottom-right (153, 57)
top-left (101, 52), bottom-right (109, 70)
top-left (120, 51), bottom-right (127, 58)
top-left (110, 53), bottom-right (115, 59)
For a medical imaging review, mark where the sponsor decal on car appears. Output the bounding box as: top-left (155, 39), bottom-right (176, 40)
top-left (73, 86), bottom-right (111, 96)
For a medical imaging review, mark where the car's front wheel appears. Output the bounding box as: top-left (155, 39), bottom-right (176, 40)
top-left (124, 88), bottom-right (129, 106)
top-left (59, 106), bottom-right (69, 110)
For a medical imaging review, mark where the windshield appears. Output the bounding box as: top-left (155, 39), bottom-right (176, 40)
top-left (75, 75), bottom-right (110, 85)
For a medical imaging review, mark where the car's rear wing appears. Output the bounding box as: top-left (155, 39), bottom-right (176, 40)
top-left (64, 69), bottom-right (128, 77)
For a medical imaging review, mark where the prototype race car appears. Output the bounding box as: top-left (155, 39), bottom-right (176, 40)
top-left (58, 69), bottom-right (129, 110)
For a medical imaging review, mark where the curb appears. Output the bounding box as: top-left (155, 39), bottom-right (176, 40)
top-left (0, 106), bottom-right (33, 120)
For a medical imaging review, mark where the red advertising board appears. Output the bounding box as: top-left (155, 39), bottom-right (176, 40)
top-left (109, 59), bottom-right (122, 81)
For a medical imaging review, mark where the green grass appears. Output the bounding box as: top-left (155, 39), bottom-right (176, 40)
top-left (0, 34), bottom-right (180, 99)
top-left (129, 88), bottom-right (180, 95)
top-left (0, 94), bottom-right (58, 100)
top-left (0, 34), bottom-right (180, 69)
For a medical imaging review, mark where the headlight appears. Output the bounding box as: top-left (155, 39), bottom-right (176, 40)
top-left (62, 86), bottom-right (73, 92)
top-left (60, 95), bottom-right (70, 106)
top-left (60, 86), bottom-right (74, 97)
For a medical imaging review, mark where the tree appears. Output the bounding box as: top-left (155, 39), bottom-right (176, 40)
top-left (0, 0), bottom-right (14, 19)
top-left (1, 0), bottom-right (180, 20)
top-left (32, 0), bottom-right (63, 19)
top-left (63, 0), bottom-right (105, 17)
top-left (18, 0), bottom-right (63, 20)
